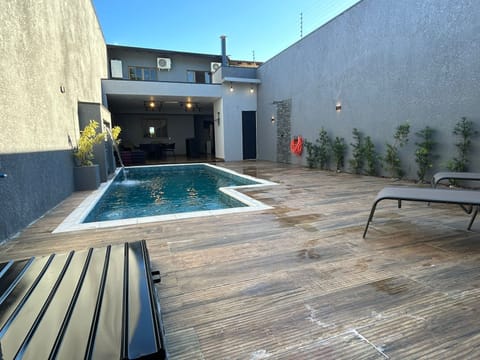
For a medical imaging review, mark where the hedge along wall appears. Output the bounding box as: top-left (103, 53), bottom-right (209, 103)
top-left (256, 0), bottom-right (480, 180)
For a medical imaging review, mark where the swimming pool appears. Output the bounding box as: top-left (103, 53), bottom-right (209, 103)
top-left (54, 163), bottom-right (276, 233)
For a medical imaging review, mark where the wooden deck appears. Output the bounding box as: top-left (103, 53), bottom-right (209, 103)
top-left (2, 161), bottom-right (480, 359)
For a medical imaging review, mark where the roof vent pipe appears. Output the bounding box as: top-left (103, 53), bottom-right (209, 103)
top-left (220, 35), bottom-right (227, 66)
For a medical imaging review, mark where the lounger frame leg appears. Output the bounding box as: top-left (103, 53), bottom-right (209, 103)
top-left (363, 200), bottom-right (381, 238)
top-left (460, 204), bottom-right (474, 214)
top-left (468, 206), bottom-right (479, 230)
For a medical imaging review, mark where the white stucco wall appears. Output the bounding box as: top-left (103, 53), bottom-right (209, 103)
top-left (219, 83), bottom-right (258, 161)
top-left (0, 0), bottom-right (108, 154)
top-left (0, 0), bottom-right (108, 241)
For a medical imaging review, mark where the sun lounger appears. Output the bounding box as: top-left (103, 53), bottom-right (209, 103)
top-left (432, 172), bottom-right (480, 188)
top-left (363, 186), bottom-right (480, 238)
top-left (431, 171), bottom-right (480, 213)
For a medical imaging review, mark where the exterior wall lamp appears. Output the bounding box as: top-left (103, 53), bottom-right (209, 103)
top-left (271, 115), bottom-right (275, 124)
top-left (336, 103), bottom-right (342, 112)
top-left (216, 112), bottom-right (221, 126)
top-left (229, 82), bottom-right (234, 92)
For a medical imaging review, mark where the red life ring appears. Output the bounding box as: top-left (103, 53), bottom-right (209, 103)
top-left (290, 136), bottom-right (303, 156)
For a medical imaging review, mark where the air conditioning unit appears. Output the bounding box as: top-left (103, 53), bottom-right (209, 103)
top-left (210, 62), bottom-right (221, 73)
top-left (110, 59), bottom-right (123, 78)
top-left (157, 57), bottom-right (171, 70)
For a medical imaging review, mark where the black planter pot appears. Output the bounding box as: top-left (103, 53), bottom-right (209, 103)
top-left (74, 164), bottom-right (100, 191)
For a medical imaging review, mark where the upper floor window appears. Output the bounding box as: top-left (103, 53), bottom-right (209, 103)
top-left (187, 70), bottom-right (211, 84)
top-left (128, 66), bottom-right (157, 81)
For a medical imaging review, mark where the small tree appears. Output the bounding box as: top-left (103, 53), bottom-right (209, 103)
top-left (332, 137), bottom-right (347, 171)
top-left (364, 136), bottom-right (379, 176)
top-left (447, 117), bottom-right (477, 172)
top-left (383, 123), bottom-right (410, 178)
top-left (415, 126), bottom-right (435, 183)
top-left (304, 140), bottom-right (318, 168)
top-left (316, 127), bottom-right (331, 170)
top-left (349, 128), bottom-right (364, 174)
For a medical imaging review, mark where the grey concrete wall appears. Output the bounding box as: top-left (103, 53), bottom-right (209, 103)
top-left (0, 151), bottom-right (74, 241)
top-left (0, 0), bottom-right (107, 241)
top-left (257, 0), bottom-right (480, 180)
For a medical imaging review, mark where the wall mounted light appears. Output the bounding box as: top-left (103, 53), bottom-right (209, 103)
top-left (250, 86), bottom-right (254, 93)
top-left (216, 112), bottom-right (221, 126)
top-left (271, 116), bottom-right (275, 124)
top-left (148, 126), bottom-right (155, 137)
top-left (229, 82), bottom-right (234, 92)
top-left (60, 85), bottom-right (66, 93)
top-left (336, 103), bottom-right (342, 112)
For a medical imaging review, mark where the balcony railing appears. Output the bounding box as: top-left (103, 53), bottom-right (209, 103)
top-left (212, 65), bottom-right (258, 84)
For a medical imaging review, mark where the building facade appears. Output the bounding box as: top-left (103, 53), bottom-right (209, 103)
top-left (102, 39), bottom-right (260, 162)
top-left (1, 0), bottom-right (479, 242)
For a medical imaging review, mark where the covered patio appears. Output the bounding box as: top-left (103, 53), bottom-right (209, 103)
top-left (1, 161), bottom-right (480, 359)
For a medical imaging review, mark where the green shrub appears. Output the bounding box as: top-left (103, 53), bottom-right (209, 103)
top-left (317, 128), bottom-right (331, 170)
top-left (447, 117), bottom-right (477, 173)
top-left (383, 123), bottom-right (410, 178)
top-left (364, 136), bottom-right (380, 176)
top-left (304, 139), bottom-right (317, 168)
top-left (332, 137), bottom-right (347, 171)
top-left (304, 128), bottom-right (331, 170)
top-left (349, 128), bottom-right (364, 174)
top-left (73, 120), bottom-right (106, 166)
top-left (415, 126), bottom-right (435, 183)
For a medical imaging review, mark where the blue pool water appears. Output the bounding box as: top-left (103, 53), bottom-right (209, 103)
top-left (83, 164), bottom-right (259, 223)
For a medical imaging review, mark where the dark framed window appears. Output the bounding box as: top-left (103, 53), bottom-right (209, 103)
top-left (128, 66), bottom-right (157, 81)
top-left (186, 70), bottom-right (211, 84)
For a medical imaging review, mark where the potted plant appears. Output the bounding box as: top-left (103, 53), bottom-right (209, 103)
top-left (73, 120), bottom-right (106, 190)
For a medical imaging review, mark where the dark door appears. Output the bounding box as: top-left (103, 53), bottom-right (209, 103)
top-left (242, 111), bottom-right (257, 160)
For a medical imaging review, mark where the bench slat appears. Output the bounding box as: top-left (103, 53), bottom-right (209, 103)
top-left (0, 241), bottom-right (166, 360)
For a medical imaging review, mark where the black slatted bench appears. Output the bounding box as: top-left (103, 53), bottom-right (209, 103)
top-left (0, 240), bottom-right (166, 359)
top-left (363, 186), bottom-right (480, 238)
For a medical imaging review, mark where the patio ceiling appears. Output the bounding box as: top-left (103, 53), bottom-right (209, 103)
top-left (106, 94), bottom-right (215, 115)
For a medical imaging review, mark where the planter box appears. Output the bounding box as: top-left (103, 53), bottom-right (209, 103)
top-left (74, 165), bottom-right (100, 191)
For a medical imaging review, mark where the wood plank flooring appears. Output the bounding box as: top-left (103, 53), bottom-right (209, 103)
top-left (2, 161), bottom-right (480, 359)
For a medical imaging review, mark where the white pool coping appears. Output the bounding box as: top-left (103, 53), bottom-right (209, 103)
top-left (53, 163), bottom-right (277, 233)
